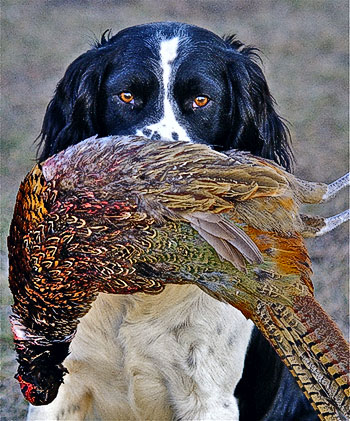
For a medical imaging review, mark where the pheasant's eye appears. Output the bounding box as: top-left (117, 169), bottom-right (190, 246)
top-left (119, 92), bottom-right (134, 104)
top-left (193, 95), bottom-right (210, 109)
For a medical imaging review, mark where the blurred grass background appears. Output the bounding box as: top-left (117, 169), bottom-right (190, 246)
top-left (1, 1), bottom-right (348, 419)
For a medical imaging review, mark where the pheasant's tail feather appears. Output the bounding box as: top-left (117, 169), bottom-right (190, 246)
top-left (253, 298), bottom-right (350, 421)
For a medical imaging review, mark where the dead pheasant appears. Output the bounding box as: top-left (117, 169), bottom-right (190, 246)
top-left (8, 135), bottom-right (349, 420)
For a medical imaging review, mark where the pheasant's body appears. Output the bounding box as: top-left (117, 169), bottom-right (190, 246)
top-left (8, 135), bottom-right (349, 419)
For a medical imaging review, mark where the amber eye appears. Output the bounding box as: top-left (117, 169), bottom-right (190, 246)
top-left (193, 95), bottom-right (210, 109)
top-left (119, 92), bottom-right (134, 104)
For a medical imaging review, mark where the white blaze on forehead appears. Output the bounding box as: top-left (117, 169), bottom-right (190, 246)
top-left (161, 37), bottom-right (179, 92)
top-left (137, 37), bottom-right (191, 142)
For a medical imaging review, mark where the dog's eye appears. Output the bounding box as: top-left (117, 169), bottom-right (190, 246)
top-left (119, 92), bottom-right (134, 104)
top-left (193, 95), bottom-right (210, 109)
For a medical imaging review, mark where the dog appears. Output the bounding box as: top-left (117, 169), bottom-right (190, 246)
top-left (29, 22), bottom-right (317, 420)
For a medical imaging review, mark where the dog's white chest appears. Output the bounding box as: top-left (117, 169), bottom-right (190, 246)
top-left (28, 285), bottom-right (253, 420)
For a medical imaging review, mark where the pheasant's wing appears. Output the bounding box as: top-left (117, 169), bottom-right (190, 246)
top-left (184, 212), bottom-right (263, 271)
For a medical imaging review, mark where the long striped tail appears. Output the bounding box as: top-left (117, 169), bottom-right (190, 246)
top-left (253, 296), bottom-right (350, 420)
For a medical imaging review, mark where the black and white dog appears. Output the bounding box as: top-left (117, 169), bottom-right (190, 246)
top-left (29, 22), bottom-right (317, 421)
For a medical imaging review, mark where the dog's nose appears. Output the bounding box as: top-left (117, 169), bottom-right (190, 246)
top-left (138, 127), bottom-right (182, 143)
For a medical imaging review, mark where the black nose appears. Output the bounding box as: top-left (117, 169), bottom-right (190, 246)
top-left (142, 128), bottom-right (152, 137)
top-left (151, 131), bottom-right (161, 140)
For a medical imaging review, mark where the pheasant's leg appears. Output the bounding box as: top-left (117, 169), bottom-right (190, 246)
top-left (322, 173), bottom-right (350, 202)
top-left (295, 173), bottom-right (349, 204)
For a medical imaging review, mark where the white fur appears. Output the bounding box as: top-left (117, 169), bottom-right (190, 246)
top-left (27, 285), bottom-right (253, 420)
top-left (137, 37), bottom-right (191, 142)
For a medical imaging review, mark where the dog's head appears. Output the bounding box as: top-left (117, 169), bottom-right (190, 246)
top-left (38, 22), bottom-right (292, 170)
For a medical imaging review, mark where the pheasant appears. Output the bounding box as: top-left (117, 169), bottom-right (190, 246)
top-left (8, 135), bottom-right (349, 420)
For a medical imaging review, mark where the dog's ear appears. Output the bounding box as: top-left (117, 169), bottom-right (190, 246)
top-left (224, 36), bottom-right (293, 171)
top-left (37, 45), bottom-right (111, 161)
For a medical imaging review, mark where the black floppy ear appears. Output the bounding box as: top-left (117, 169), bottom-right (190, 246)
top-left (37, 39), bottom-right (112, 161)
top-left (224, 36), bottom-right (293, 172)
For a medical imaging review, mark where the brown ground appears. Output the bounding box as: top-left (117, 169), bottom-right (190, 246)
top-left (1, 1), bottom-right (348, 419)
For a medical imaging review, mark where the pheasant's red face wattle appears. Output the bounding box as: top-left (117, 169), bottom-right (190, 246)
top-left (16, 374), bottom-right (37, 404)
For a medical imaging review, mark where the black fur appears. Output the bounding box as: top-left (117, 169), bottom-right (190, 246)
top-left (37, 22), bottom-right (317, 420)
top-left (38, 22), bottom-right (292, 170)
top-left (235, 327), bottom-right (318, 420)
